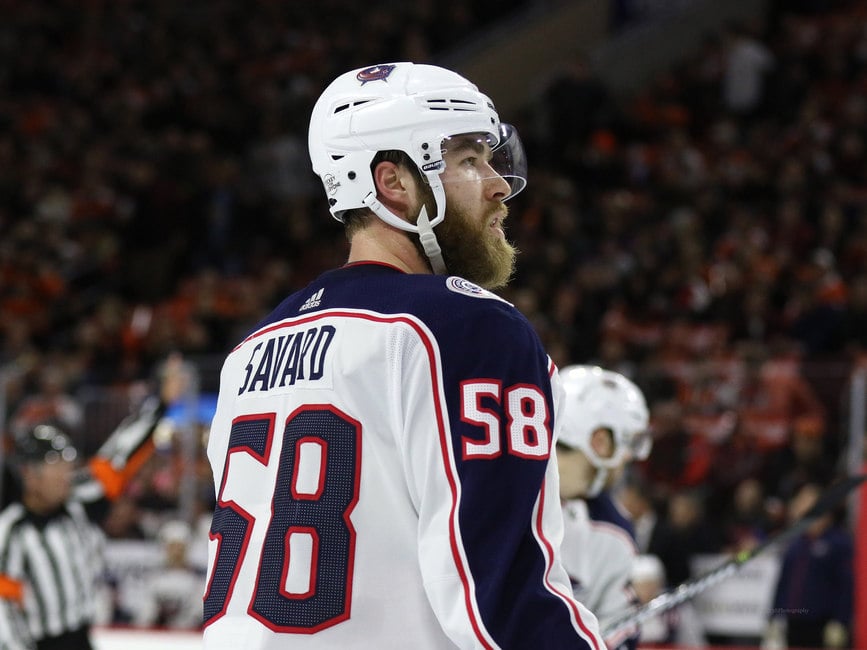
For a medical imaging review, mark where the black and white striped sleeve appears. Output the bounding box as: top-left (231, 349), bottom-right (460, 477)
top-left (0, 506), bottom-right (35, 650)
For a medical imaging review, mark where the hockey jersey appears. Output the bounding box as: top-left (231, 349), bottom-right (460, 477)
top-left (203, 263), bottom-right (603, 649)
top-left (560, 497), bottom-right (639, 648)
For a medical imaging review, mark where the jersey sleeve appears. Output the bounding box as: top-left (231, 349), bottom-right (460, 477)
top-left (0, 511), bottom-right (35, 650)
top-left (398, 296), bottom-right (604, 649)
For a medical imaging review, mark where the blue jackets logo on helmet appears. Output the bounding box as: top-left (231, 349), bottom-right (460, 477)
top-left (356, 64), bottom-right (396, 85)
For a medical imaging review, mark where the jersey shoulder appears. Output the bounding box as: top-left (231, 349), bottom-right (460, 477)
top-left (235, 265), bottom-right (547, 386)
top-left (0, 503), bottom-right (27, 540)
top-left (586, 491), bottom-right (637, 542)
top-left (253, 264), bottom-right (532, 340)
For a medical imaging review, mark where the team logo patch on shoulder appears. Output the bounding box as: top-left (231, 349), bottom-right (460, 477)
top-left (445, 276), bottom-right (511, 304)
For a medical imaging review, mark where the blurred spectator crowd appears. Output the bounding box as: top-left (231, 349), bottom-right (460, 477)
top-left (1, 0), bottom-right (867, 632)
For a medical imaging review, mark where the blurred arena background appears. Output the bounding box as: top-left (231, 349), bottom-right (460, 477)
top-left (2, 0), bottom-right (866, 647)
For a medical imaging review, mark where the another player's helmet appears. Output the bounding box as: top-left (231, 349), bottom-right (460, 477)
top-left (14, 422), bottom-right (78, 464)
top-left (308, 62), bottom-right (527, 273)
top-left (558, 365), bottom-right (650, 496)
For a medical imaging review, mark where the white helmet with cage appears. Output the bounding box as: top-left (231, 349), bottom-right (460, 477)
top-left (558, 365), bottom-right (651, 496)
top-left (308, 62), bottom-right (527, 274)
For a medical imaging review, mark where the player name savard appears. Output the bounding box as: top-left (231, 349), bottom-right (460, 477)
top-left (238, 325), bottom-right (336, 395)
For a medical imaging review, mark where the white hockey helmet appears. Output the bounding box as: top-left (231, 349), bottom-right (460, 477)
top-left (308, 62), bottom-right (527, 273)
top-left (558, 365), bottom-right (651, 495)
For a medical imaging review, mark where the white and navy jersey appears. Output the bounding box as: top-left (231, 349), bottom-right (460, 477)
top-left (0, 501), bottom-right (105, 649)
top-left (560, 498), bottom-right (639, 649)
top-left (585, 493), bottom-right (636, 543)
top-left (203, 262), bottom-right (604, 650)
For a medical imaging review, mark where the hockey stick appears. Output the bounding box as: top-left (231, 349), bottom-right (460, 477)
top-left (601, 472), bottom-right (867, 640)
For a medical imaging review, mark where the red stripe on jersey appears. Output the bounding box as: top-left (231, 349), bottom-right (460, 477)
top-left (204, 413), bottom-right (276, 624)
top-left (587, 519), bottom-right (639, 555)
top-left (536, 482), bottom-right (603, 650)
top-left (240, 310), bottom-right (494, 648)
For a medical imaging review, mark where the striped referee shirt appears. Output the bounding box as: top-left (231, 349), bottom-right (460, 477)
top-left (0, 395), bottom-right (166, 649)
top-left (0, 500), bottom-right (105, 648)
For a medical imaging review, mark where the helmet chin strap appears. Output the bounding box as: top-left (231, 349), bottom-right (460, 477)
top-left (415, 205), bottom-right (447, 275)
top-left (416, 170), bottom-right (448, 275)
top-left (586, 466), bottom-right (609, 498)
top-left (362, 173), bottom-right (449, 276)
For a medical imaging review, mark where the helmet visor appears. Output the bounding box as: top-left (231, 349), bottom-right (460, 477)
top-left (439, 123), bottom-right (527, 201)
top-left (491, 123), bottom-right (527, 200)
top-left (627, 428), bottom-right (653, 461)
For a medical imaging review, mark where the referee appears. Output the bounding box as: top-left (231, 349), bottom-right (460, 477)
top-left (0, 357), bottom-right (186, 650)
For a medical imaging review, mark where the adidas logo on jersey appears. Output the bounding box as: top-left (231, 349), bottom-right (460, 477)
top-left (299, 288), bottom-right (324, 311)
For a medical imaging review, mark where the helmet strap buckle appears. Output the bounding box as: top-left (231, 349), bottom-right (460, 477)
top-left (416, 205), bottom-right (447, 275)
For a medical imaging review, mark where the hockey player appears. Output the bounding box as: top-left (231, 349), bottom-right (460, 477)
top-left (202, 62), bottom-right (605, 649)
top-left (555, 365), bottom-right (652, 649)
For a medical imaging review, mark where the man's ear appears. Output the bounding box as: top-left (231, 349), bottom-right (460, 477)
top-left (373, 161), bottom-right (415, 213)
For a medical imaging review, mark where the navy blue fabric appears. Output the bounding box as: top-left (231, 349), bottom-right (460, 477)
top-left (585, 492), bottom-right (636, 543)
top-left (773, 526), bottom-right (853, 626)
